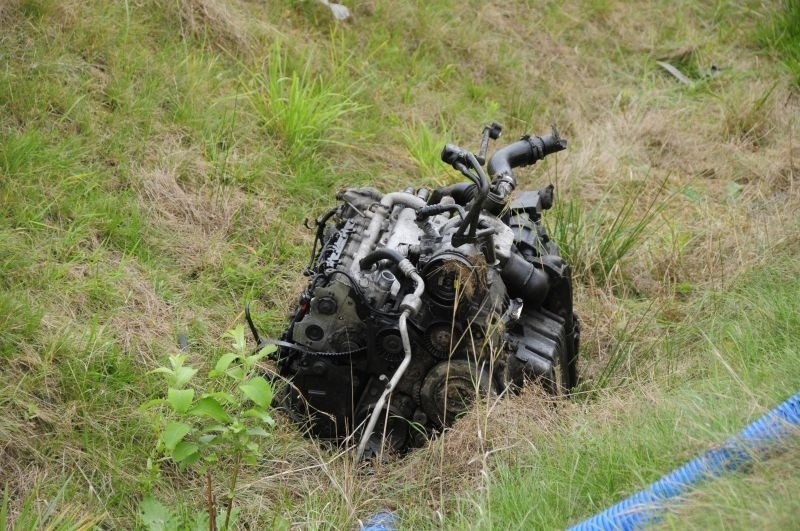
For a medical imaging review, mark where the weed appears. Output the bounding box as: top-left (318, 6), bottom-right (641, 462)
top-left (547, 176), bottom-right (668, 288)
top-left (142, 325), bottom-right (276, 529)
top-left (245, 43), bottom-right (363, 162)
top-left (1, 484), bottom-right (104, 531)
top-left (755, 0), bottom-right (800, 86)
top-left (402, 120), bottom-right (452, 185)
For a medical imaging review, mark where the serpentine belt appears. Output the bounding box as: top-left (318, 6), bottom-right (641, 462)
top-left (257, 338), bottom-right (366, 357)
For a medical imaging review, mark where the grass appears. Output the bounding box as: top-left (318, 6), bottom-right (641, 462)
top-left (755, 0), bottom-right (800, 86)
top-left (0, 0), bottom-right (798, 528)
top-left (547, 175), bottom-right (669, 289)
top-left (245, 41), bottom-right (364, 162)
top-left (448, 252), bottom-right (800, 529)
top-left (658, 439), bottom-right (800, 529)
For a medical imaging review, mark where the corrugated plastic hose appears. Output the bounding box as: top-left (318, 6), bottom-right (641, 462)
top-left (360, 392), bottom-right (800, 531)
top-left (569, 391), bottom-right (800, 530)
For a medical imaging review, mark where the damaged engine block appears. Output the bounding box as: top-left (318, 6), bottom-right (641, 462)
top-left (270, 125), bottom-right (579, 459)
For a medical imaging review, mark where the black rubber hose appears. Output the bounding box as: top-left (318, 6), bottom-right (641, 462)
top-left (415, 203), bottom-right (466, 221)
top-left (428, 180), bottom-right (476, 205)
top-left (454, 152), bottom-right (490, 240)
top-left (359, 248), bottom-right (405, 270)
top-left (501, 253), bottom-right (550, 306)
top-left (487, 128), bottom-right (567, 179)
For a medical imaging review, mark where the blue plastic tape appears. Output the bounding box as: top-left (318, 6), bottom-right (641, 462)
top-left (569, 391), bottom-right (800, 530)
top-left (361, 509), bottom-right (398, 531)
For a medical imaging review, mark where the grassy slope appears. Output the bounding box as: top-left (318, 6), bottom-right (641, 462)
top-left (447, 254), bottom-right (800, 529)
top-left (0, 0), bottom-right (798, 528)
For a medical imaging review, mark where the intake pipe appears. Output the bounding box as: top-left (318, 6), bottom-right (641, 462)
top-left (501, 253), bottom-right (550, 307)
top-left (487, 127), bottom-right (567, 180)
top-left (482, 127), bottom-right (567, 214)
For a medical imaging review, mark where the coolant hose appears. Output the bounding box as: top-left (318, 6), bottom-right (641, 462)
top-left (570, 391), bottom-right (800, 530)
top-left (500, 253), bottom-right (550, 306)
top-left (487, 128), bottom-right (567, 180)
top-left (361, 510), bottom-right (398, 531)
top-left (415, 203), bottom-right (466, 221)
top-left (360, 248), bottom-right (406, 271)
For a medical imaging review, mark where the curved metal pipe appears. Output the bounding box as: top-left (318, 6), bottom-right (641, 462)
top-left (355, 264), bottom-right (425, 462)
top-left (355, 309), bottom-right (414, 461)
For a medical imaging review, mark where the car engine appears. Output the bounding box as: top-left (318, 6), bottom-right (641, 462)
top-left (260, 124), bottom-right (580, 459)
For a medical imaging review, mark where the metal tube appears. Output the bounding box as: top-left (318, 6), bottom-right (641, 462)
top-left (355, 265), bottom-right (425, 461)
top-left (355, 309), bottom-right (413, 461)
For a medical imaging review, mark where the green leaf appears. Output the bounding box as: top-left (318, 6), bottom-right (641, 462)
top-left (169, 354), bottom-right (185, 371)
top-left (214, 353), bottom-right (238, 374)
top-left (246, 427), bottom-right (270, 437)
top-left (226, 366), bottom-right (244, 380)
top-left (188, 396), bottom-right (230, 423)
top-left (182, 453), bottom-right (201, 468)
top-left (139, 496), bottom-right (180, 531)
top-left (161, 422), bottom-right (192, 452)
top-left (245, 345), bottom-right (277, 370)
top-left (167, 388), bottom-right (194, 414)
top-left (198, 434), bottom-right (216, 445)
top-left (725, 180), bottom-right (744, 200)
top-left (207, 391), bottom-right (237, 404)
top-left (138, 398), bottom-right (164, 411)
top-left (172, 441), bottom-right (199, 463)
top-left (223, 324), bottom-right (247, 353)
top-left (173, 365), bottom-right (198, 389)
top-left (190, 511), bottom-right (209, 531)
top-left (244, 408), bottom-right (275, 427)
top-left (681, 186), bottom-right (703, 202)
top-left (244, 351), bottom-right (267, 369)
top-left (239, 376), bottom-right (273, 408)
top-left (259, 344), bottom-right (278, 356)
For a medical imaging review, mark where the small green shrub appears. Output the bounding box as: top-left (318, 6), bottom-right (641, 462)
top-left (142, 325), bottom-right (276, 530)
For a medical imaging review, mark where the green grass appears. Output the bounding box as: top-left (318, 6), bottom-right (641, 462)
top-left (755, 0), bottom-right (800, 86)
top-left (659, 439), bottom-right (800, 529)
top-left (245, 42), bottom-right (364, 163)
top-left (547, 176), bottom-right (668, 289)
top-left (0, 0), bottom-right (798, 528)
top-left (445, 253), bottom-right (800, 529)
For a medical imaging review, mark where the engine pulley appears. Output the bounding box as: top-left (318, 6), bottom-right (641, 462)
top-left (419, 359), bottom-right (497, 427)
top-left (422, 251), bottom-right (487, 307)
